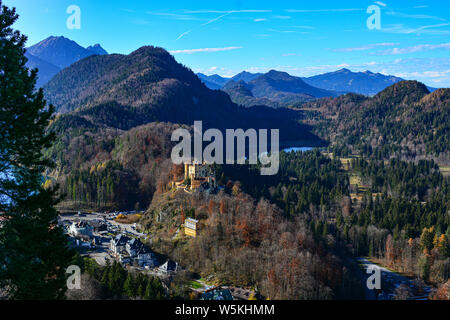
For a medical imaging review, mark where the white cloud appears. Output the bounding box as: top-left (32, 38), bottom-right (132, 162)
top-left (334, 43), bottom-right (397, 52)
top-left (176, 30), bottom-right (193, 40)
top-left (374, 2), bottom-right (387, 7)
top-left (267, 28), bottom-right (311, 34)
top-left (254, 18), bottom-right (267, 22)
top-left (183, 10), bottom-right (272, 13)
top-left (284, 25), bottom-right (316, 30)
top-left (286, 8), bottom-right (364, 13)
top-left (374, 43), bottom-right (450, 55)
top-left (382, 23), bottom-right (450, 35)
top-left (170, 47), bottom-right (243, 54)
top-left (145, 11), bottom-right (202, 20)
top-left (176, 10), bottom-right (259, 40)
top-left (385, 11), bottom-right (445, 21)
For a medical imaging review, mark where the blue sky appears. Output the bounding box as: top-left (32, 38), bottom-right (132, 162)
top-left (5, 0), bottom-right (450, 87)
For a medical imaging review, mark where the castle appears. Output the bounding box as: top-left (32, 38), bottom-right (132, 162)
top-left (184, 161), bottom-right (216, 191)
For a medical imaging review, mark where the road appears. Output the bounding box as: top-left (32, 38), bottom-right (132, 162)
top-left (59, 212), bottom-right (145, 238)
top-left (357, 257), bottom-right (432, 300)
top-left (59, 212), bottom-right (147, 265)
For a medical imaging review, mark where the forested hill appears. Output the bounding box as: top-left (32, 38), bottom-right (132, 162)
top-left (42, 46), bottom-right (324, 211)
top-left (43, 46), bottom-right (319, 143)
top-left (305, 81), bottom-right (450, 161)
top-left (222, 70), bottom-right (337, 107)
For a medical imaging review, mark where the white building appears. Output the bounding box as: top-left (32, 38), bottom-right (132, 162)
top-left (68, 221), bottom-right (93, 238)
top-left (158, 260), bottom-right (178, 274)
top-left (110, 234), bottom-right (158, 268)
top-left (110, 234), bottom-right (131, 256)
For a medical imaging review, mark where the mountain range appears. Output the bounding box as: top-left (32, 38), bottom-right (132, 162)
top-left (198, 68), bottom-right (437, 101)
top-left (43, 45), bottom-right (319, 145)
top-left (25, 36), bottom-right (108, 88)
top-left (25, 35), bottom-right (437, 106)
top-left (197, 71), bottom-right (263, 89)
top-left (223, 70), bottom-right (337, 107)
top-left (303, 68), bottom-right (404, 96)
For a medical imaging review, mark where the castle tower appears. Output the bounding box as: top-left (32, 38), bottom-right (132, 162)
top-left (184, 163), bottom-right (189, 180)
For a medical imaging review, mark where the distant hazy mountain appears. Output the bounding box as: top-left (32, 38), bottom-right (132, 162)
top-left (196, 73), bottom-right (228, 90)
top-left (25, 36), bottom-right (108, 88)
top-left (25, 52), bottom-right (61, 88)
top-left (86, 44), bottom-right (108, 55)
top-left (27, 36), bottom-right (107, 69)
top-left (230, 71), bottom-right (263, 83)
top-left (197, 71), bottom-right (264, 90)
top-left (303, 68), bottom-right (405, 96)
top-left (224, 70), bottom-right (337, 107)
top-left (199, 68), bottom-right (437, 98)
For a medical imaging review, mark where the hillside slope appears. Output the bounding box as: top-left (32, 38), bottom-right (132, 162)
top-left (196, 73), bottom-right (228, 90)
top-left (306, 81), bottom-right (450, 160)
top-left (224, 70), bottom-right (337, 107)
top-left (44, 46), bottom-right (320, 143)
top-left (24, 52), bottom-right (61, 88)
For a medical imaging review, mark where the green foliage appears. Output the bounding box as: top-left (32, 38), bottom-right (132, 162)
top-left (347, 159), bottom-right (449, 240)
top-left (311, 81), bottom-right (450, 158)
top-left (144, 277), bottom-right (164, 300)
top-left (64, 160), bottom-right (140, 209)
top-left (352, 158), bottom-right (443, 200)
top-left (217, 150), bottom-right (349, 217)
top-left (123, 273), bottom-right (136, 298)
top-left (0, 2), bottom-right (73, 299)
top-left (420, 227), bottom-right (436, 252)
top-left (94, 261), bottom-right (165, 299)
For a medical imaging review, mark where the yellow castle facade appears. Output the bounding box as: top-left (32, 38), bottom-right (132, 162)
top-left (184, 161), bottom-right (216, 191)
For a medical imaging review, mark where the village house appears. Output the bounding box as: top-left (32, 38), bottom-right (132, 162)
top-left (110, 234), bottom-right (158, 268)
top-left (90, 221), bottom-right (107, 233)
top-left (135, 244), bottom-right (157, 268)
top-left (110, 234), bottom-right (131, 256)
top-left (126, 238), bottom-right (142, 257)
top-left (68, 221), bottom-right (94, 238)
top-left (158, 260), bottom-right (178, 274)
top-left (184, 217), bottom-right (199, 238)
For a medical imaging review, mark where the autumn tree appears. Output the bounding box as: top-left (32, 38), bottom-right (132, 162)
top-left (420, 226), bottom-right (435, 253)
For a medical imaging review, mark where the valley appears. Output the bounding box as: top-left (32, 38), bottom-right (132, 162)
top-left (1, 9), bottom-right (448, 301)
top-left (33, 38), bottom-right (448, 301)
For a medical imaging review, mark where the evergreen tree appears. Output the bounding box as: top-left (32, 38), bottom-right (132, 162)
top-left (151, 277), bottom-right (164, 300)
top-left (136, 273), bottom-right (147, 298)
top-left (123, 272), bottom-right (136, 298)
top-left (0, 2), bottom-right (73, 299)
top-left (144, 279), bottom-right (155, 300)
top-left (143, 276), bottom-right (164, 300)
top-left (108, 262), bottom-right (126, 296)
